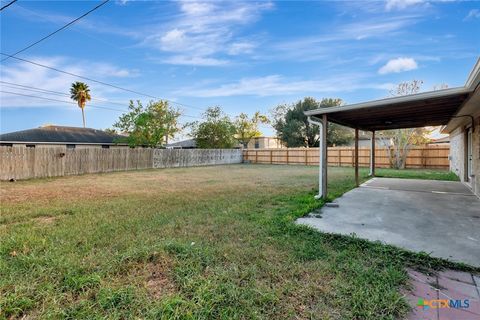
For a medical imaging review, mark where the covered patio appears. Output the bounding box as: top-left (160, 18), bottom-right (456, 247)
top-left (300, 82), bottom-right (480, 266)
top-left (304, 86), bottom-right (473, 198)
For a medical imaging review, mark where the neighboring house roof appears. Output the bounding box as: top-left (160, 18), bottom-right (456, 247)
top-left (165, 139), bottom-right (196, 148)
top-left (0, 125), bottom-right (128, 145)
top-left (305, 57), bottom-right (480, 132)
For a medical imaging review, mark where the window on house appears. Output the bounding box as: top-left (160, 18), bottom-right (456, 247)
top-left (66, 144), bottom-right (76, 149)
top-left (254, 139), bottom-right (260, 149)
top-left (102, 145), bottom-right (110, 149)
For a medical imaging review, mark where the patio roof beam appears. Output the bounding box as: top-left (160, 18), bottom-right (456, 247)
top-left (355, 128), bottom-right (359, 187)
top-left (370, 131), bottom-right (375, 177)
top-left (321, 115), bottom-right (328, 199)
top-left (304, 88), bottom-right (471, 131)
top-left (307, 115), bottom-right (328, 199)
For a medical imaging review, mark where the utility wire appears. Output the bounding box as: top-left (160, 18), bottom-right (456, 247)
top-left (0, 81), bottom-right (204, 120)
top-left (0, 90), bottom-right (126, 112)
top-left (0, 83), bottom-right (268, 125)
top-left (13, 2), bottom-right (132, 56)
top-left (0, 0), bottom-right (17, 12)
top-left (0, 53), bottom-right (208, 113)
top-left (0, 80), bottom-right (131, 106)
top-left (0, 90), bottom-right (198, 128)
top-left (1, 0), bottom-right (110, 62)
top-left (0, 89), bottom-right (203, 121)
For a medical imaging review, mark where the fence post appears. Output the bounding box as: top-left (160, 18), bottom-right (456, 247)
top-left (422, 147), bottom-right (426, 168)
top-left (255, 150), bottom-right (258, 163)
top-left (338, 149), bottom-right (341, 167)
top-left (270, 150), bottom-right (273, 164)
top-left (305, 149), bottom-right (308, 165)
top-left (286, 149), bottom-right (289, 164)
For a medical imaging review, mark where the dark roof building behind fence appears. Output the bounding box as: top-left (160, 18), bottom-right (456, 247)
top-left (0, 125), bottom-right (128, 147)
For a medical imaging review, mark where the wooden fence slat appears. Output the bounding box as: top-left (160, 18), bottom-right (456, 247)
top-left (0, 147), bottom-right (242, 180)
top-left (243, 145), bottom-right (450, 169)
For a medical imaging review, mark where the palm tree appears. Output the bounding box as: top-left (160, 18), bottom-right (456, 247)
top-left (70, 82), bottom-right (91, 128)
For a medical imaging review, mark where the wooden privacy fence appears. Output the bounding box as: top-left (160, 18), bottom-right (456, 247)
top-left (243, 145), bottom-right (450, 169)
top-left (0, 146), bottom-right (242, 180)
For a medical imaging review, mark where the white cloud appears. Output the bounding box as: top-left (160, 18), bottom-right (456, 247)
top-left (180, 1), bottom-right (216, 16)
top-left (162, 55), bottom-right (229, 67)
top-left (0, 57), bottom-right (138, 108)
top-left (464, 9), bottom-right (480, 21)
top-left (385, 0), bottom-right (424, 11)
top-left (143, 0), bottom-right (273, 66)
top-left (265, 15), bottom-right (420, 63)
top-left (160, 28), bottom-right (188, 51)
top-left (378, 57), bottom-right (418, 74)
top-left (227, 42), bottom-right (256, 55)
top-left (175, 74), bottom-right (392, 97)
top-left (12, 3), bottom-right (141, 39)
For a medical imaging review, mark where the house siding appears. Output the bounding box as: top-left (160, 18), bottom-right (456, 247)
top-left (449, 127), bottom-right (465, 180)
top-left (473, 121), bottom-right (480, 197)
top-left (347, 138), bottom-right (391, 148)
top-left (246, 137), bottom-right (285, 149)
top-left (449, 117), bottom-right (480, 198)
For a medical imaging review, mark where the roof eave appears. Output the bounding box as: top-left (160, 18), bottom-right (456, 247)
top-left (465, 57), bottom-right (480, 90)
top-left (304, 86), bottom-right (470, 117)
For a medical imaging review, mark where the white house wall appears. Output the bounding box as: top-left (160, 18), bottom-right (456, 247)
top-left (449, 119), bottom-right (480, 198)
top-left (473, 121), bottom-right (480, 197)
top-left (449, 127), bottom-right (465, 181)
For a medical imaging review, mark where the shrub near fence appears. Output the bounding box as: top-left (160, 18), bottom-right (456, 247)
top-left (0, 146), bottom-right (243, 180)
top-left (243, 145), bottom-right (450, 169)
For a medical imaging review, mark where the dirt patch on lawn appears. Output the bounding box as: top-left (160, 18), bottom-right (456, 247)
top-left (137, 255), bottom-right (177, 299)
top-left (145, 263), bottom-right (176, 299)
top-left (0, 173), bottom-right (141, 205)
top-left (33, 215), bottom-right (58, 225)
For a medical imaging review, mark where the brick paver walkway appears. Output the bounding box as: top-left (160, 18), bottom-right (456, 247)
top-left (406, 269), bottom-right (480, 320)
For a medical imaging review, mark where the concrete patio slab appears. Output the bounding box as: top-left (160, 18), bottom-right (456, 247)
top-left (297, 178), bottom-right (480, 267)
top-left (364, 178), bottom-right (473, 194)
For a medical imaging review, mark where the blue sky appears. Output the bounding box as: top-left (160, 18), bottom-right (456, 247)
top-left (1, 0), bottom-right (479, 139)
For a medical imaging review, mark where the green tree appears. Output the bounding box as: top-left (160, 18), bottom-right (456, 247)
top-left (234, 111), bottom-right (269, 147)
top-left (113, 100), bottom-right (181, 147)
top-left (190, 107), bottom-right (237, 149)
top-left (380, 80), bottom-right (431, 169)
top-left (272, 97), bottom-right (353, 147)
top-left (70, 81), bottom-right (91, 128)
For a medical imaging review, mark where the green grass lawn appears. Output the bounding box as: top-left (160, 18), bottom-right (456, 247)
top-left (374, 168), bottom-right (459, 181)
top-left (0, 165), bottom-right (471, 319)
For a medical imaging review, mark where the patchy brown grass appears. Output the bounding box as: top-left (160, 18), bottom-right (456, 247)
top-left (144, 258), bottom-right (176, 299)
top-left (0, 165), bottom-right (319, 206)
top-left (3, 165), bottom-right (457, 319)
top-left (33, 216), bottom-right (57, 225)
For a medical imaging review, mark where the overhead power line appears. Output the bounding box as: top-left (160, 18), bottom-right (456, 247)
top-left (1, 0), bottom-right (110, 62)
top-left (0, 90), bottom-right (200, 127)
top-left (0, 53), bottom-right (207, 113)
top-left (0, 88), bottom-right (204, 120)
top-left (0, 80), bottom-right (131, 107)
top-left (0, 0), bottom-right (17, 12)
top-left (0, 81), bottom-right (203, 120)
top-left (0, 90), bottom-right (127, 112)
